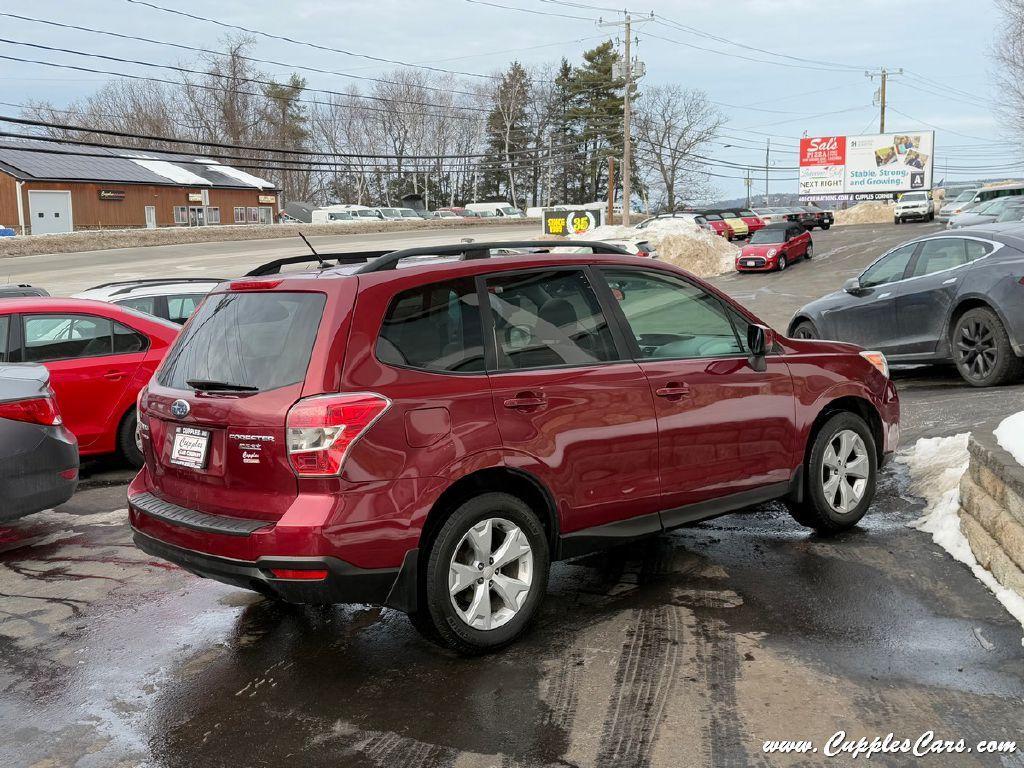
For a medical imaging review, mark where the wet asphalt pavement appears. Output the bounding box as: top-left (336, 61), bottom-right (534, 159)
top-left (1, 222), bottom-right (1022, 767)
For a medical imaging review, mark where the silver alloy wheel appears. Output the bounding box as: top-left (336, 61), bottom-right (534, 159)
top-left (821, 429), bottom-right (870, 514)
top-left (448, 517), bottom-right (534, 631)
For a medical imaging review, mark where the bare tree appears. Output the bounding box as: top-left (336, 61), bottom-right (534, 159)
top-left (633, 85), bottom-right (723, 210)
top-left (994, 1), bottom-right (1024, 146)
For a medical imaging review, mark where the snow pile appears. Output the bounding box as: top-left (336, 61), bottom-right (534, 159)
top-left (994, 412), bottom-right (1024, 467)
top-left (574, 220), bottom-right (739, 277)
top-left (833, 202), bottom-right (894, 226)
top-left (128, 158), bottom-right (213, 186)
top-left (203, 160), bottom-right (275, 189)
top-left (902, 434), bottom-right (1024, 630)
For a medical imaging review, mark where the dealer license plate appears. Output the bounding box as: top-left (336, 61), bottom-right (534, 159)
top-left (170, 426), bottom-right (210, 470)
top-left (746, 260), bottom-right (758, 266)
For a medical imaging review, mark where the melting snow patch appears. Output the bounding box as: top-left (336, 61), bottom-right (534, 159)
top-left (130, 159), bottom-right (212, 186)
top-left (203, 162), bottom-right (274, 189)
top-left (994, 411), bottom-right (1024, 468)
top-left (901, 434), bottom-right (1024, 636)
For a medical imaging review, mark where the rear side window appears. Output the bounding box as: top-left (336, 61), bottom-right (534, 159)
top-left (167, 294), bottom-right (205, 324)
top-left (0, 316), bottom-right (8, 362)
top-left (377, 278), bottom-right (484, 373)
top-left (113, 321), bottom-right (148, 354)
top-left (965, 240), bottom-right (992, 261)
top-left (23, 314), bottom-right (113, 361)
top-left (485, 269), bottom-right (618, 370)
top-left (158, 291), bottom-right (326, 391)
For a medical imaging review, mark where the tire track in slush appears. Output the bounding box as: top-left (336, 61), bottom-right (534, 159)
top-left (542, 649), bottom-right (585, 734)
top-left (356, 731), bottom-right (455, 768)
top-left (694, 618), bottom-right (766, 768)
top-left (596, 606), bottom-right (682, 767)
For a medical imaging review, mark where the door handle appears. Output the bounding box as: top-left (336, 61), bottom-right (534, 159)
top-left (103, 371), bottom-right (126, 381)
top-left (655, 383), bottom-right (691, 399)
top-left (503, 392), bottom-right (546, 409)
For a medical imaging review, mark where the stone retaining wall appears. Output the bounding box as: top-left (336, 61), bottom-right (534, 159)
top-left (959, 419), bottom-right (1024, 596)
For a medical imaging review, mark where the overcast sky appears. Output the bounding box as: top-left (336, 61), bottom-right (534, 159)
top-left (0, 0), bottom-right (1005, 200)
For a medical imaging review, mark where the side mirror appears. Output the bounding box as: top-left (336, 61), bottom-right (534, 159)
top-left (747, 324), bottom-right (775, 372)
top-left (843, 277), bottom-right (865, 295)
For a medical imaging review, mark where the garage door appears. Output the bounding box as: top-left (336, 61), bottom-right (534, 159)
top-left (28, 191), bottom-right (73, 234)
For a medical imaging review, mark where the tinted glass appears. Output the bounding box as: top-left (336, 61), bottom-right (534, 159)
top-left (750, 228), bottom-right (786, 244)
top-left (602, 269), bottom-right (744, 359)
top-left (24, 314), bottom-right (113, 361)
top-left (739, 210), bottom-right (756, 217)
top-left (911, 239), bottom-right (968, 277)
top-left (167, 294), bottom-right (204, 324)
top-left (118, 296), bottom-right (157, 316)
top-left (861, 244), bottom-right (915, 288)
top-left (0, 315), bottom-right (8, 362)
top-left (113, 321), bottom-right (148, 354)
top-left (485, 269), bottom-right (617, 370)
top-left (158, 292), bottom-right (325, 391)
top-left (377, 278), bottom-right (484, 373)
top-left (965, 240), bottom-right (992, 261)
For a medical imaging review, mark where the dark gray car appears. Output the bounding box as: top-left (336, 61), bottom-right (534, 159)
top-left (0, 363), bottom-right (78, 521)
top-left (789, 225), bottom-right (1024, 387)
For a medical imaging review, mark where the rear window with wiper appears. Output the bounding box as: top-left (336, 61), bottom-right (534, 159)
top-left (157, 291), bottom-right (326, 392)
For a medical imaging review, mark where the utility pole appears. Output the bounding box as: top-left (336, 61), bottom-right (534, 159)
top-left (744, 170), bottom-right (751, 208)
top-left (866, 67), bottom-right (902, 134)
top-left (602, 12), bottom-right (650, 226)
top-left (545, 133), bottom-right (553, 207)
top-left (606, 156), bottom-right (615, 223)
top-left (765, 138), bottom-right (770, 205)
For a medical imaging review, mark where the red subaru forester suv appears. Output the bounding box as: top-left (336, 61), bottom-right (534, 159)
top-left (129, 241), bottom-right (900, 653)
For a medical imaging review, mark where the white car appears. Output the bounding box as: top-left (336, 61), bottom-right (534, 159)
top-left (464, 202), bottom-right (526, 218)
top-left (894, 191), bottom-right (934, 224)
top-left (73, 278), bottom-right (224, 325)
top-left (937, 189), bottom-right (979, 222)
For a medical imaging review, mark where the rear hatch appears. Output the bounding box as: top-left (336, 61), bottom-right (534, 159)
top-left (141, 285), bottom-right (343, 521)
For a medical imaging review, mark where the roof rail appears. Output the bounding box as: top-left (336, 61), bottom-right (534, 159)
top-left (245, 251), bottom-right (389, 277)
top-left (353, 240), bottom-right (631, 274)
top-left (86, 277), bottom-right (229, 292)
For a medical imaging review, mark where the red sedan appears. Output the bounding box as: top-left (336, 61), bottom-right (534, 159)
top-left (736, 223), bottom-right (813, 272)
top-left (703, 213), bottom-right (735, 239)
top-left (0, 298), bottom-right (179, 466)
top-left (738, 209), bottom-right (767, 236)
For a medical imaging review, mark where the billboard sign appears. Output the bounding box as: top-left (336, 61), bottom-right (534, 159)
top-left (799, 131), bottom-right (934, 201)
top-left (542, 208), bottom-right (604, 236)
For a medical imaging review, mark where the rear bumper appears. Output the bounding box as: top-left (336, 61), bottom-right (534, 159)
top-left (132, 528), bottom-right (416, 610)
top-left (0, 423), bottom-right (78, 522)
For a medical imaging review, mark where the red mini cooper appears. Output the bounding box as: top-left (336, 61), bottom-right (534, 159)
top-left (702, 213), bottom-right (735, 239)
top-left (130, 240), bottom-right (898, 653)
top-left (737, 223), bottom-right (813, 272)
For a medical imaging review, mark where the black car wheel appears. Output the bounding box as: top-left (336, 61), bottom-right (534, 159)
top-left (791, 320), bottom-right (819, 340)
top-left (822, 223), bottom-right (831, 230)
top-left (805, 242), bottom-right (814, 260)
top-left (412, 492), bottom-right (549, 655)
top-left (952, 307), bottom-right (1024, 387)
top-left (777, 255), bottom-right (788, 271)
top-left (117, 408), bottom-right (144, 468)
top-left (787, 412), bottom-right (877, 534)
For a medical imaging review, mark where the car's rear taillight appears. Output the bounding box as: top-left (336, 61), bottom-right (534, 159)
top-left (0, 395), bottom-right (62, 426)
top-left (285, 392), bottom-right (391, 477)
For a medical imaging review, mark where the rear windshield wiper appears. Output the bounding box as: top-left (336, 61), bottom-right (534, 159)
top-left (186, 379), bottom-right (259, 392)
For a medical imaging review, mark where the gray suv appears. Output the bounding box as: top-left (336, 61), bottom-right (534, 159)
top-left (789, 225), bottom-right (1024, 386)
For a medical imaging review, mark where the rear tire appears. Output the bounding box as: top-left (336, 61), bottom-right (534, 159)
top-left (952, 307), bottom-right (1024, 387)
top-left (413, 493), bottom-right (549, 655)
top-left (117, 408), bottom-right (144, 469)
top-left (805, 242), bottom-right (814, 260)
top-left (822, 223), bottom-right (831, 230)
top-left (787, 412), bottom-right (877, 534)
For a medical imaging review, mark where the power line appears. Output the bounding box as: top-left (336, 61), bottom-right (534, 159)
top-left (122, 0), bottom-right (509, 81)
top-left (464, 0), bottom-right (598, 22)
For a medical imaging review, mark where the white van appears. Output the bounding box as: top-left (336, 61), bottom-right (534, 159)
top-left (465, 202), bottom-right (526, 218)
top-left (311, 209), bottom-right (358, 225)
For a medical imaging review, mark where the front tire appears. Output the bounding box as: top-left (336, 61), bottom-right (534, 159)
top-left (414, 493), bottom-right (549, 654)
top-left (777, 254), bottom-right (788, 271)
top-left (791, 320), bottom-right (819, 339)
top-left (788, 412), bottom-right (877, 534)
top-left (117, 407), bottom-right (144, 468)
top-left (952, 307), bottom-right (1024, 387)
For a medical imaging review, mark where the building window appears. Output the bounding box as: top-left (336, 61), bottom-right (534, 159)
top-left (247, 207), bottom-right (259, 223)
top-left (173, 206), bottom-right (188, 225)
top-left (206, 207), bottom-right (221, 224)
top-left (234, 207), bottom-right (246, 224)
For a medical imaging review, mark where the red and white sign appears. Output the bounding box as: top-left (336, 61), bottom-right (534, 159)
top-left (799, 136), bottom-right (847, 167)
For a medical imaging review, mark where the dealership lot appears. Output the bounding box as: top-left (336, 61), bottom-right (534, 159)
top-left (1, 223), bottom-right (1022, 767)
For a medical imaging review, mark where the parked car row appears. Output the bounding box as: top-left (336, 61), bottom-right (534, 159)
top-left (310, 202), bottom-right (527, 224)
top-left (637, 205), bottom-right (832, 240)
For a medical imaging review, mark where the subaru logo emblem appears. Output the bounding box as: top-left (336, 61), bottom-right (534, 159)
top-left (170, 399), bottom-right (190, 419)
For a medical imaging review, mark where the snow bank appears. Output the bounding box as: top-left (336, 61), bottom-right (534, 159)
top-left (994, 411), bottom-right (1024, 468)
top-left (833, 202), bottom-right (893, 226)
top-left (902, 434), bottom-right (1024, 631)
top-left (574, 220), bottom-right (739, 278)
